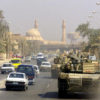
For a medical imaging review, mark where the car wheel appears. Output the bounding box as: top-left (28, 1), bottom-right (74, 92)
top-left (58, 89), bottom-right (64, 98)
top-left (58, 88), bottom-right (67, 98)
top-left (6, 86), bottom-right (10, 91)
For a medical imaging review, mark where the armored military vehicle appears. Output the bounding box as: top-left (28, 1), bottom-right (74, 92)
top-left (51, 56), bottom-right (62, 78)
top-left (58, 54), bottom-right (100, 97)
top-left (51, 64), bottom-right (60, 78)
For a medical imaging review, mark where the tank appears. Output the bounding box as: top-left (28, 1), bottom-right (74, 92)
top-left (51, 55), bottom-right (64, 78)
top-left (51, 64), bottom-right (61, 78)
top-left (58, 54), bottom-right (100, 98)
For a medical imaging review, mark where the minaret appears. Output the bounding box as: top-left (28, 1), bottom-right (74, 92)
top-left (62, 20), bottom-right (66, 43)
top-left (34, 19), bottom-right (38, 29)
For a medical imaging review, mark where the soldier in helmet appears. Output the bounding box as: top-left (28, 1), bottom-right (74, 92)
top-left (60, 55), bottom-right (72, 73)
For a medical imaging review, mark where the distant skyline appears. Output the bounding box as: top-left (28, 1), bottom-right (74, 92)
top-left (0, 0), bottom-right (100, 42)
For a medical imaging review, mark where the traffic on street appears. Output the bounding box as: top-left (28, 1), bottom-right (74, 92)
top-left (0, 52), bottom-right (99, 100)
top-left (0, 0), bottom-right (100, 100)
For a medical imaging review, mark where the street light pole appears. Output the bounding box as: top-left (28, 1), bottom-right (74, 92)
top-left (96, 2), bottom-right (100, 60)
top-left (96, 2), bottom-right (100, 5)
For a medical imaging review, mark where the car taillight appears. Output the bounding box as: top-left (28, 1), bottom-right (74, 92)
top-left (28, 76), bottom-right (34, 79)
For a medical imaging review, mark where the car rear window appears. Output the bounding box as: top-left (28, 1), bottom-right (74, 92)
top-left (9, 73), bottom-right (24, 78)
top-left (42, 63), bottom-right (50, 65)
top-left (17, 65), bottom-right (34, 74)
top-left (3, 64), bottom-right (12, 67)
top-left (11, 60), bottom-right (20, 63)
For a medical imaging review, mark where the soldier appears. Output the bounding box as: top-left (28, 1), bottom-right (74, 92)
top-left (60, 55), bottom-right (72, 72)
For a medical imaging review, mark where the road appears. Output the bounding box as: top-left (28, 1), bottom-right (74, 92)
top-left (0, 60), bottom-right (99, 100)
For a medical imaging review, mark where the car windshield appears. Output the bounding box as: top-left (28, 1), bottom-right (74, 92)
top-left (26, 56), bottom-right (30, 58)
top-left (11, 60), bottom-right (20, 63)
top-left (9, 73), bottom-right (24, 78)
top-left (38, 58), bottom-right (47, 61)
top-left (42, 63), bottom-right (50, 65)
top-left (38, 55), bottom-right (43, 57)
top-left (34, 66), bottom-right (37, 70)
top-left (17, 65), bottom-right (34, 74)
top-left (3, 64), bottom-right (12, 67)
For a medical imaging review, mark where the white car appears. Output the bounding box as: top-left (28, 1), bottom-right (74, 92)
top-left (5, 72), bottom-right (28, 91)
top-left (34, 65), bottom-right (40, 75)
top-left (40, 61), bottom-right (51, 71)
top-left (31, 55), bottom-right (36, 60)
top-left (24, 56), bottom-right (31, 62)
top-left (37, 53), bottom-right (44, 59)
top-left (1, 63), bottom-right (15, 74)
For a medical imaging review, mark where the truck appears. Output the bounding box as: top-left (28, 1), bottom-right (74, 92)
top-left (58, 54), bottom-right (100, 97)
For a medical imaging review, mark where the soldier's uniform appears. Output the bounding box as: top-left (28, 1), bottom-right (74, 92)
top-left (60, 55), bottom-right (72, 72)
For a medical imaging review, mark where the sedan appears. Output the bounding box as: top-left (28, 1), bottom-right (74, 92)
top-left (5, 72), bottom-right (28, 91)
top-left (1, 63), bottom-right (15, 74)
top-left (16, 64), bottom-right (36, 85)
top-left (24, 56), bottom-right (31, 62)
top-left (40, 61), bottom-right (51, 72)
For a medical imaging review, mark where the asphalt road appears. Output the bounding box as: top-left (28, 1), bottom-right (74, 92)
top-left (0, 71), bottom-right (100, 100)
top-left (0, 59), bottom-right (100, 100)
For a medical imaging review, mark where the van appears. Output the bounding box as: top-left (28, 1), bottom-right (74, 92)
top-left (16, 64), bottom-right (36, 85)
top-left (10, 58), bottom-right (22, 69)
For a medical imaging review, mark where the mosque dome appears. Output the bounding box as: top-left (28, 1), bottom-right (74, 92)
top-left (26, 28), bottom-right (44, 41)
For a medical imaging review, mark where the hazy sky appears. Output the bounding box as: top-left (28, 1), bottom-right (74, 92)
top-left (0, 0), bottom-right (100, 41)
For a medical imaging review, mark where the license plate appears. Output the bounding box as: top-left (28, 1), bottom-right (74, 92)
top-left (13, 82), bottom-right (18, 85)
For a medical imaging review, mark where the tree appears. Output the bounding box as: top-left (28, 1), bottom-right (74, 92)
top-left (0, 10), bottom-right (10, 58)
top-left (18, 38), bottom-right (28, 56)
top-left (76, 22), bottom-right (100, 59)
top-left (0, 10), bottom-right (4, 19)
top-left (76, 22), bottom-right (90, 37)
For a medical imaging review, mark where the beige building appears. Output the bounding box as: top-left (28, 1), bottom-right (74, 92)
top-left (10, 20), bottom-right (67, 52)
top-left (26, 20), bottom-right (67, 46)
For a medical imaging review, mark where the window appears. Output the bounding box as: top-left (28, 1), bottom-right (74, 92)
top-left (3, 64), bottom-right (12, 67)
top-left (9, 73), bottom-right (24, 78)
top-left (17, 65), bottom-right (34, 74)
top-left (11, 60), bottom-right (20, 63)
top-left (42, 63), bottom-right (50, 65)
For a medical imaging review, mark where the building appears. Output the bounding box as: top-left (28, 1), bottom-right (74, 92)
top-left (26, 20), bottom-right (67, 47)
top-left (11, 20), bottom-right (67, 52)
